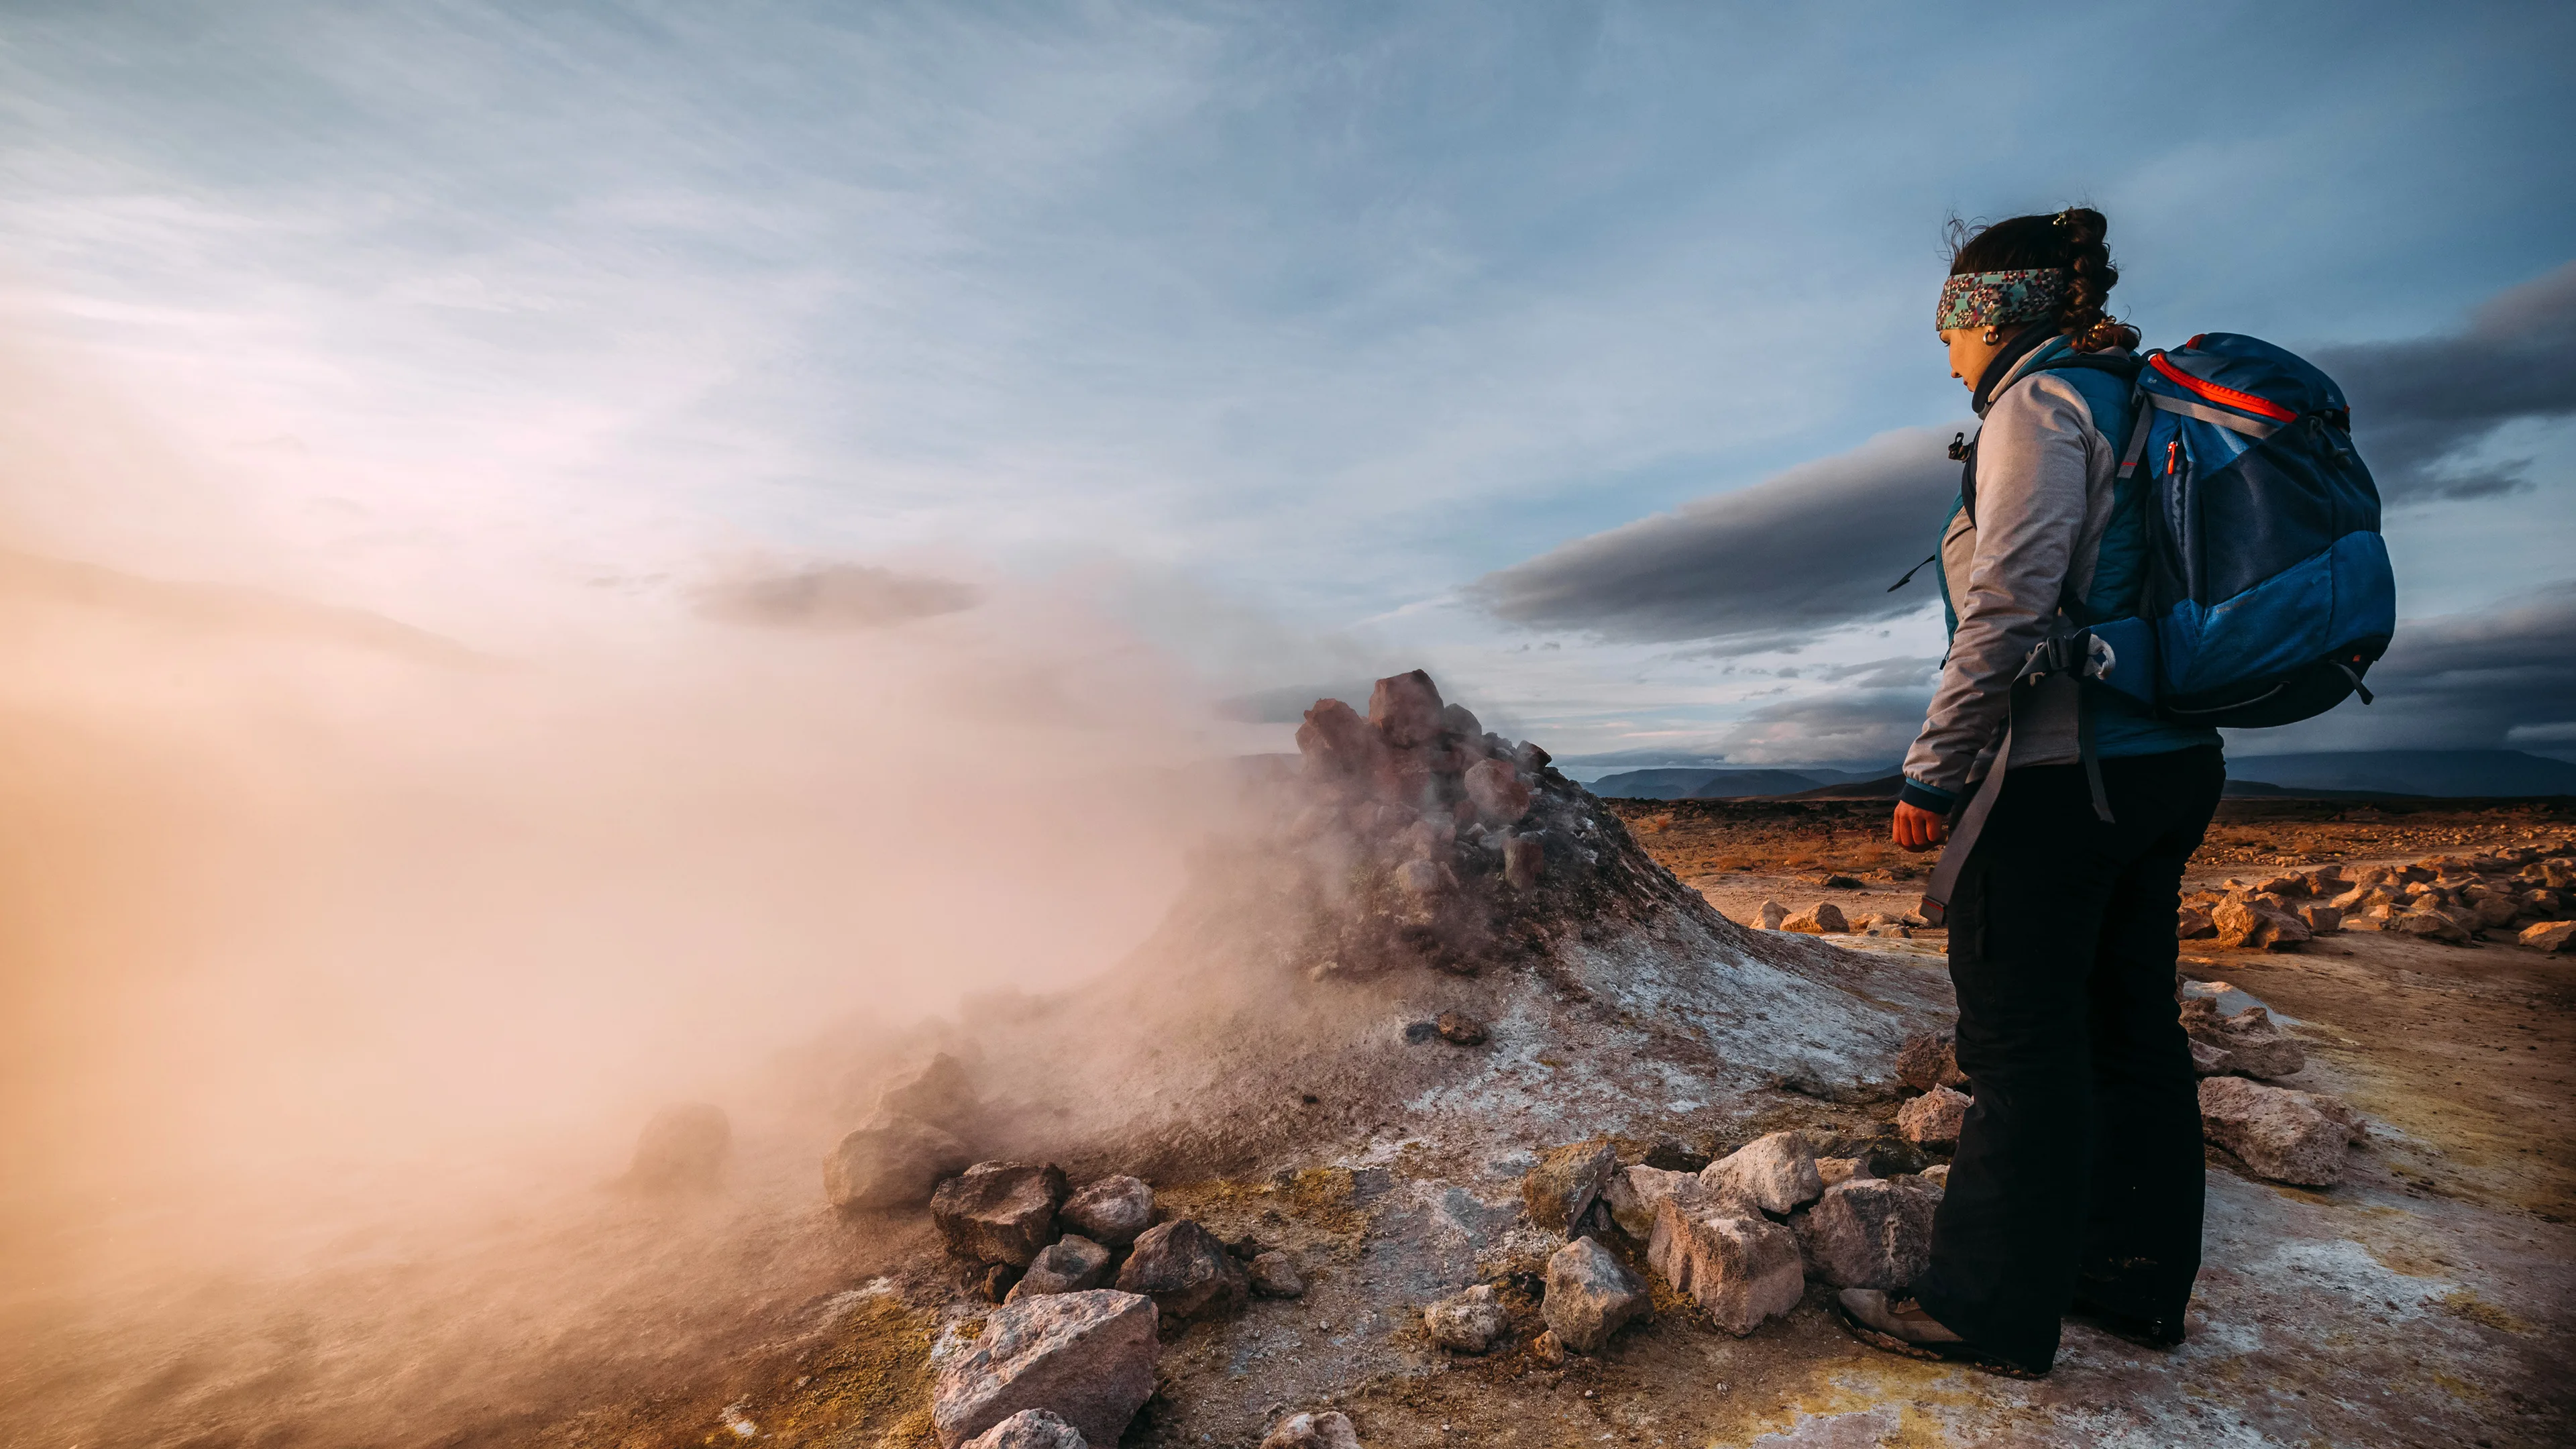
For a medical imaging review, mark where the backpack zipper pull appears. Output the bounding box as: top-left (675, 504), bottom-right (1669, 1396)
top-left (2165, 439), bottom-right (2181, 476)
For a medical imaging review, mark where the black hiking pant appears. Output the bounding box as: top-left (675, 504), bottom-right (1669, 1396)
top-left (1911, 744), bottom-right (2223, 1371)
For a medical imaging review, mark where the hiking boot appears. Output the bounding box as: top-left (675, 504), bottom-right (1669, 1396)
top-left (2067, 1293), bottom-right (2185, 1350)
top-left (1835, 1289), bottom-right (2047, 1379)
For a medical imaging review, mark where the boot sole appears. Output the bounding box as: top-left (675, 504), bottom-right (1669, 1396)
top-left (1836, 1303), bottom-right (2048, 1380)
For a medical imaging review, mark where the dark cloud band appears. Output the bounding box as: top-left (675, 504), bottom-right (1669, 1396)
top-left (1468, 426), bottom-right (1957, 648)
top-left (2318, 259), bottom-right (2576, 502)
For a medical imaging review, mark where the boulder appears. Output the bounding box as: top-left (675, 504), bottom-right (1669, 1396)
top-left (1464, 757), bottom-right (1534, 824)
top-left (879, 1053), bottom-right (983, 1136)
top-left (2297, 903), bottom-right (2343, 934)
top-left (1368, 670), bottom-right (1446, 749)
top-left (824, 1117), bottom-right (976, 1210)
top-left (1647, 1199), bottom-right (1805, 1336)
top-left (2197, 1077), bottom-right (2361, 1187)
top-left (933, 1161), bottom-right (1068, 1267)
top-left (2213, 897), bottom-right (2310, 951)
top-left (1893, 1030), bottom-right (1969, 1093)
top-left (1919, 1164), bottom-right (1949, 1188)
top-left (2392, 906), bottom-right (2473, 944)
top-left (2175, 906), bottom-right (2216, 940)
top-left (1699, 1131), bottom-right (1823, 1214)
top-left (1523, 1139), bottom-right (1619, 1237)
top-left (1422, 1283), bottom-right (1507, 1354)
top-left (964, 1410), bottom-right (1088, 1449)
top-left (1503, 833), bottom-right (1546, 891)
top-left (1602, 1165), bottom-right (1711, 1239)
top-left (2178, 998), bottom-right (2306, 1079)
top-left (1795, 1175), bottom-right (1942, 1289)
top-left (1006, 1235), bottom-right (1112, 1301)
top-left (2255, 872), bottom-right (2310, 898)
top-left (2521, 920), bottom-right (2576, 953)
top-left (1061, 1175), bottom-right (1153, 1248)
top-left (627, 1102), bottom-right (730, 1189)
top-left (1815, 1156), bottom-right (1874, 1188)
top-left (1782, 902), bottom-right (1849, 934)
top-left (1896, 1085), bottom-right (1970, 1147)
top-left (1440, 702), bottom-right (1484, 739)
top-left (1261, 1411), bottom-right (1364, 1449)
top-left (1542, 1236), bottom-right (1652, 1354)
top-left (1248, 1250), bottom-right (1306, 1299)
top-left (1112, 1219), bottom-right (1246, 1321)
top-left (1296, 698), bottom-right (1385, 779)
top-left (930, 1290), bottom-right (1158, 1449)
top-left (2467, 892), bottom-right (2520, 929)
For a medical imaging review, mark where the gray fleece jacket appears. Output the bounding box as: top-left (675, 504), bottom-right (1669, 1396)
top-left (1899, 341), bottom-right (2216, 811)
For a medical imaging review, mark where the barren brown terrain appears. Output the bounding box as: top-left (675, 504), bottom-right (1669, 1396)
top-left (6, 783), bottom-right (2571, 1449)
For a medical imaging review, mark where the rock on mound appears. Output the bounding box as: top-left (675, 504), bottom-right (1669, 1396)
top-left (854, 671), bottom-right (1950, 1183)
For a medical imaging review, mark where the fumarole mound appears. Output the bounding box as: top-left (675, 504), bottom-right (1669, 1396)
top-left (906, 669), bottom-right (1950, 1183)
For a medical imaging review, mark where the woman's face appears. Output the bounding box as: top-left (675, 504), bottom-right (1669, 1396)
top-left (1939, 326), bottom-right (2011, 391)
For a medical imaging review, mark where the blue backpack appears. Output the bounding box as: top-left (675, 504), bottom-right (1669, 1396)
top-left (2076, 333), bottom-right (2395, 727)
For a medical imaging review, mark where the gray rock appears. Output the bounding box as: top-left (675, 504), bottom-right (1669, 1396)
top-left (1698, 1130), bottom-right (1823, 1214)
top-left (2198, 1076), bottom-right (2360, 1186)
top-left (933, 1161), bottom-right (1068, 1267)
top-left (2178, 998), bottom-right (2306, 1079)
top-left (2214, 896), bottom-right (2311, 951)
top-left (1893, 1030), bottom-right (1968, 1093)
top-left (1796, 1175), bottom-right (1942, 1289)
top-left (1260, 1411), bottom-right (1364, 1449)
top-left (1815, 1156), bottom-right (1874, 1188)
top-left (1601, 1164), bottom-right (1711, 1240)
top-left (627, 1102), bottom-right (729, 1189)
top-left (1368, 669), bottom-right (1446, 748)
top-left (930, 1290), bottom-right (1157, 1449)
top-left (1542, 1236), bottom-right (1652, 1354)
top-left (1781, 902), bottom-right (1849, 934)
top-left (2522, 920), bottom-right (2576, 952)
top-left (1112, 1218), bottom-right (1246, 1321)
top-left (2298, 903), bottom-right (2345, 934)
top-left (1503, 833), bottom-right (1546, 891)
top-left (1896, 1085), bottom-right (1970, 1147)
top-left (1758, 900), bottom-right (1788, 930)
top-left (1248, 1250), bottom-right (1306, 1298)
top-left (2392, 906), bottom-right (2473, 944)
top-left (963, 1409), bottom-right (1088, 1449)
top-left (1523, 1138), bottom-right (1618, 1237)
top-left (1006, 1235), bottom-right (1112, 1301)
top-left (1060, 1175), bottom-right (1153, 1248)
top-left (1421, 1283), bottom-right (1507, 1354)
top-left (824, 1116), bottom-right (975, 1210)
top-left (1647, 1198), bottom-right (1804, 1336)
top-left (879, 1052), bottom-right (982, 1136)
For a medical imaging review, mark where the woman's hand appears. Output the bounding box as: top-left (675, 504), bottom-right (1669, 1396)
top-left (1892, 802), bottom-right (1949, 853)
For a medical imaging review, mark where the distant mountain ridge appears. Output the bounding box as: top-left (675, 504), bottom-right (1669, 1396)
top-left (1585, 749), bottom-right (2576, 802)
top-left (2225, 749), bottom-right (2576, 798)
top-left (1590, 767), bottom-right (1848, 800)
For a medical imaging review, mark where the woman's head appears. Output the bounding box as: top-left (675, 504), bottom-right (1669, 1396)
top-left (1934, 207), bottom-right (2139, 382)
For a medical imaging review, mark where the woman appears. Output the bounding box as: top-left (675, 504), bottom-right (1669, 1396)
top-left (1840, 209), bottom-right (2223, 1377)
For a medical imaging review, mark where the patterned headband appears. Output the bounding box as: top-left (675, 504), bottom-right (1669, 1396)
top-left (1935, 268), bottom-right (2068, 332)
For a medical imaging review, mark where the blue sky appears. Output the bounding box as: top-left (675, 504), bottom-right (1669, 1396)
top-left (3, 1), bottom-right (2570, 762)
